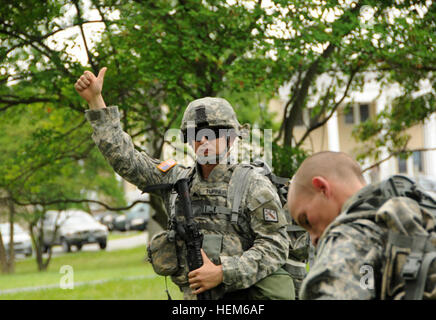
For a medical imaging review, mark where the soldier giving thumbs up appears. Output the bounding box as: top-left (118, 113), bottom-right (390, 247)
top-left (74, 67), bottom-right (107, 110)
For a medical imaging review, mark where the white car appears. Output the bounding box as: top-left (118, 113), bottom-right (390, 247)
top-left (41, 210), bottom-right (108, 253)
top-left (0, 223), bottom-right (33, 257)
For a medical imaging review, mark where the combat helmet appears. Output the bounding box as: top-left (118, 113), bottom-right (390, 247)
top-left (180, 97), bottom-right (242, 142)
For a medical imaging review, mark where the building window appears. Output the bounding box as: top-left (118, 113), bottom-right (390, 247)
top-left (344, 107), bottom-right (354, 124)
top-left (413, 151), bottom-right (423, 173)
top-left (343, 103), bottom-right (370, 124)
top-left (359, 104), bottom-right (370, 122)
top-left (398, 156), bottom-right (408, 174)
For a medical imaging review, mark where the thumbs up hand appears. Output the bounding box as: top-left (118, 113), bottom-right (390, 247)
top-left (74, 67), bottom-right (107, 109)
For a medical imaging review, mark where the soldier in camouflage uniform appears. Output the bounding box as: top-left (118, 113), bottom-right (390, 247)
top-left (288, 151), bottom-right (436, 300)
top-left (75, 68), bottom-right (294, 300)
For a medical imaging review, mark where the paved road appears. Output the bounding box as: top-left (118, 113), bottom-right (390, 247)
top-left (13, 231), bottom-right (149, 260)
top-left (50, 231), bottom-right (149, 256)
top-left (107, 231), bottom-right (149, 251)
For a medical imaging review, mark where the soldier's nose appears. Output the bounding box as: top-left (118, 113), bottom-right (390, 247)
top-left (200, 136), bottom-right (208, 144)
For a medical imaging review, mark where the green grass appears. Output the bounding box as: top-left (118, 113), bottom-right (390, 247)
top-left (0, 276), bottom-right (183, 300)
top-left (0, 246), bottom-right (183, 300)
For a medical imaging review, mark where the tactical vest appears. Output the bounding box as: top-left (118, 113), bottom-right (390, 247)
top-left (333, 175), bottom-right (436, 300)
top-left (167, 164), bottom-right (261, 290)
top-left (168, 162), bottom-right (295, 299)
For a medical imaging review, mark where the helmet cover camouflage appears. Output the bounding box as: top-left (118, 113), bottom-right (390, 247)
top-left (180, 97), bottom-right (242, 137)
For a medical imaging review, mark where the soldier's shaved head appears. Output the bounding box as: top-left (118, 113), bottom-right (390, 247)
top-left (292, 151), bottom-right (366, 195)
top-left (288, 151), bottom-right (367, 246)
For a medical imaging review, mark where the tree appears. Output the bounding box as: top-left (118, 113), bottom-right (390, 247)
top-left (0, 193), bottom-right (17, 273)
top-left (0, 100), bottom-right (128, 271)
top-left (266, 0), bottom-right (435, 161)
top-left (1, 0), bottom-right (434, 233)
top-left (1, 0), bottom-right (289, 229)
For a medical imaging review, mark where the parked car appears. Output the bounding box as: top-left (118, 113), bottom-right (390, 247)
top-left (113, 203), bottom-right (150, 232)
top-left (94, 211), bottom-right (118, 231)
top-left (41, 210), bottom-right (108, 253)
top-left (0, 223), bottom-right (33, 257)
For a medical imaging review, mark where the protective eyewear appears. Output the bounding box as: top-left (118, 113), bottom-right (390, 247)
top-left (185, 127), bottom-right (236, 142)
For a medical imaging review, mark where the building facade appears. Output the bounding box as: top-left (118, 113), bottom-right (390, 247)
top-left (270, 80), bottom-right (436, 184)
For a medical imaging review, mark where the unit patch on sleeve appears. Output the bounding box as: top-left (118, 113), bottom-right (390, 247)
top-left (157, 159), bottom-right (177, 173)
top-left (263, 208), bottom-right (278, 223)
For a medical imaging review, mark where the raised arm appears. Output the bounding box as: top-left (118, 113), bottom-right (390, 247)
top-left (74, 68), bottom-right (186, 191)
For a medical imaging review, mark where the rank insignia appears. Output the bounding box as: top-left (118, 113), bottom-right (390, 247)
top-left (157, 159), bottom-right (177, 173)
top-left (263, 208), bottom-right (278, 222)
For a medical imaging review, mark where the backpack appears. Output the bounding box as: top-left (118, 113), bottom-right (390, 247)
top-left (228, 159), bottom-right (312, 298)
top-left (341, 175), bottom-right (436, 300)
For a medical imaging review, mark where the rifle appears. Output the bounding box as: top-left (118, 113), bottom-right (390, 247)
top-left (173, 178), bottom-right (212, 300)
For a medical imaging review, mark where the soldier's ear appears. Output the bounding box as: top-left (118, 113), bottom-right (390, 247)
top-left (311, 176), bottom-right (330, 198)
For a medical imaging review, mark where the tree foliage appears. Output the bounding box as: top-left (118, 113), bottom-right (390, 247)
top-left (1, 0), bottom-right (435, 236)
top-left (266, 0), bottom-right (435, 154)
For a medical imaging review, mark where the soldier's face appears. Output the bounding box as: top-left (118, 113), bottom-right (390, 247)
top-left (191, 128), bottom-right (235, 161)
top-left (289, 178), bottom-right (342, 246)
top-left (193, 135), bottom-right (225, 158)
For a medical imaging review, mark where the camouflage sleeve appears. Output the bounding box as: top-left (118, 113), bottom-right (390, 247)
top-left (85, 106), bottom-right (184, 190)
top-left (220, 173), bottom-right (290, 291)
top-left (300, 219), bottom-right (385, 300)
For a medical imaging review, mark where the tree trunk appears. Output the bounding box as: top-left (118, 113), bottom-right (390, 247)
top-left (148, 136), bottom-right (172, 231)
top-left (29, 221), bottom-right (45, 271)
top-left (29, 213), bottom-right (52, 272)
top-left (6, 197), bottom-right (15, 273)
top-left (282, 4), bottom-right (362, 147)
top-left (283, 45), bottom-right (335, 147)
top-left (0, 232), bottom-right (8, 273)
top-left (146, 217), bottom-right (164, 246)
top-left (149, 193), bottom-right (168, 229)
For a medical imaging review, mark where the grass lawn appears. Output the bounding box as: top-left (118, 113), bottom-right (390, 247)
top-left (0, 246), bottom-right (183, 300)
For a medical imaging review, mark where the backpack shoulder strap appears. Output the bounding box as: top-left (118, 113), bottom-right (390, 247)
top-left (251, 158), bottom-right (290, 206)
top-left (415, 251), bottom-right (436, 299)
top-left (228, 164), bottom-right (255, 224)
top-left (386, 231), bottom-right (436, 300)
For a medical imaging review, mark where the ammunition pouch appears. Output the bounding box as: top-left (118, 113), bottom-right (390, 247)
top-left (221, 267), bottom-right (296, 300)
top-left (249, 267), bottom-right (296, 300)
top-left (202, 233), bottom-right (223, 265)
top-left (283, 260), bottom-right (307, 299)
top-left (147, 230), bottom-right (180, 276)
